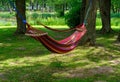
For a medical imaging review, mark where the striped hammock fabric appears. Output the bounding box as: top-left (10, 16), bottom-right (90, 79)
top-left (25, 23), bottom-right (87, 54)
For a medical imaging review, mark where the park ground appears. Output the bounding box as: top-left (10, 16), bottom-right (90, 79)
top-left (0, 12), bottom-right (120, 82)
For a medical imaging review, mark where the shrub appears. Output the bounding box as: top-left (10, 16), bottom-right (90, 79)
top-left (31, 12), bottom-right (39, 19)
top-left (65, 6), bottom-right (81, 28)
top-left (0, 12), bottom-right (15, 18)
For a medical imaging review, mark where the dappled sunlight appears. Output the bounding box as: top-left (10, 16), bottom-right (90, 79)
top-left (0, 26), bottom-right (120, 81)
top-left (67, 66), bottom-right (114, 78)
top-left (52, 72), bottom-right (70, 78)
top-left (109, 58), bottom-right (120, 66)
top-left (2, 55), bottom-right (50, 67)
top-left (0, 43), bottom-right (12, 47)
top-left (85, 46), bottom-right (119, 62)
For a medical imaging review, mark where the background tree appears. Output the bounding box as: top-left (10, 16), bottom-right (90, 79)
top-left (111, 0), bottom-right (120, 13)
top-left (98, 0), bottom-right (112, 34)
top-left (0, 0), bottom-right (11, 11)
top-left (15, 0), bottom-right (26, 34)
top-left (117, 33), bottom-right (120, 42)
top-left (47, 0), bottom-right (70, 17)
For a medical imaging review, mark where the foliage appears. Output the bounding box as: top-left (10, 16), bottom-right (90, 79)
top-left (65, 0), bottom-right (82, 28)
top-left (111, 0), bottom-right (120, 13)
top-left (0, 0), bottom-right (120, 15)
top-left (0, 12), bottom-right (15, 18)
top-left (0, 0), bottom-right (9, 11)
top-left (65, 5), bottom-right (81, 28)
top-left (31, 12), bottom-right (39, 19)
top-left (0, 12), bottom-right (120, 26)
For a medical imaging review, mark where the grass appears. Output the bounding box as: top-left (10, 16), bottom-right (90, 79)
top-left (0, 11), bottom-right (120, 26)
top-left (0, 26), bottom-right (120, 82)
top-left (0, 11), bottom-right (120, 82)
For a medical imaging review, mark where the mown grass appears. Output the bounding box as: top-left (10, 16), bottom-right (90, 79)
top-left (0, 26), bottom-right (120, 82)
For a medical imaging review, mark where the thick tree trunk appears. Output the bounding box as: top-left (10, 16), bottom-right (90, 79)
top-left (99, 0), bottom-right (112, 34)
top-left (15, 0), bottom-right (26, 34)
top-left (80, 0), bottom-right (97, 46)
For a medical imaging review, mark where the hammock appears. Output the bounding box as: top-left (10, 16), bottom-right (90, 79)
top-left (25, 23), bottom-right (87, 53)
top-left (8, 0), bottom-right (92, 53)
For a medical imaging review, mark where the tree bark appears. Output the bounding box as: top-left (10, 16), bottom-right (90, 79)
top-left (99, 0), bottom-right (112, 34)
top-left (15, 0), bottom-right (26, 34)
top-left (79, 0), bottom-right (97, 46)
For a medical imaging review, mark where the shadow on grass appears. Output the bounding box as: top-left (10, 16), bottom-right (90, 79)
top-left (0, 64), bottom-right (54, 82)
top-left (1, 61), bottom-right (120, 82)
top-left (0, 27), bottom-right (74, 61)
top-left (0, 28), bottom-right (51, 61)
top-left (85, 31), bottom-right (120, 63)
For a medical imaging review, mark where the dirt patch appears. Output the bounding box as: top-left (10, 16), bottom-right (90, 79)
top-left (68, 66), bottom-right (114, 78)
top-left (109, 59), bottom-right (120, 65)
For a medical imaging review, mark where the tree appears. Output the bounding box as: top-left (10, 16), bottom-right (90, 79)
top-left (47, 0), bottom-right (69, 17)
top-left (98, 0), bottom-right (112, 34)
top-left (80, 0), bottom-right (97, 45)
top-left (0, 0), bottom-right (11, 11)
top-left (15, 0), bottom-right (26, 34)
top-left (65, 0), bottom-right (97, 45)
top-left (117, 33), bottom-right (120, 42)
top-left (111, 0), bottom-right (120, 13)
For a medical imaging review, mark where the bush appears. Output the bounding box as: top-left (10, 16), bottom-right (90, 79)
top-left (0, 12), bottom-right (15, 18)
top-left (65, 6), bottom-right (81, 28)
top-left (111, 13), bottom-right (120, 18)
top-left (31, 12), bottom-right (39, 19)
top-left (41, 13), bottom-right (55, 18)
top-left (36, 17), bottom-right (65, 25)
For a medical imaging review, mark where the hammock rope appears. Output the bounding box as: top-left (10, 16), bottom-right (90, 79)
top-left (39, 23), bottom-right (76, 32)
top-left (8, 0), bottom-right (92, 53)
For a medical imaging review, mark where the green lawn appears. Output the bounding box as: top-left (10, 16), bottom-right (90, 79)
top-left (0, 26), bottom-right (120, 82)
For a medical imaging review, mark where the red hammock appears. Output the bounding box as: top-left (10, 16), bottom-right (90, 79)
top-left (25, 23), bottom-right (87, 54)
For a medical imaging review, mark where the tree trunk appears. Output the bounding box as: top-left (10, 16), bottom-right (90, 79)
top-left (80, 0), bottom-right (86, 24)
top-left (60, 4), bottom-right (65, 17)
top-left (117, 32), bottom-right (120, 42)
top-left (79, 0), bottom-right (97, 46)
top-left (36, 1), bottom-right (39, 10)
top-left (55, 4), bottom-right (64, 17)
top-left (111, 4), bottom-right (115, 13)
top-left (15, 0), bottom-right (26, 34)
top-left (99, 0), bottom-right (112, 34)
top-left (30, 0), bottom-right (34, 11)
top-left (8, 5), bottom-right (13, 14)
